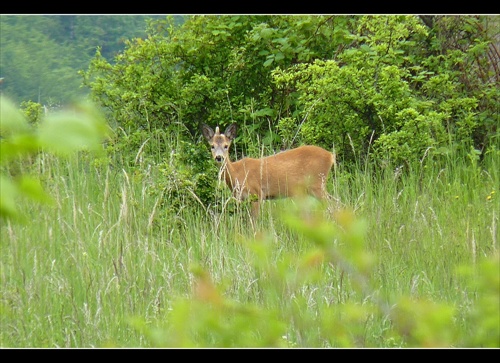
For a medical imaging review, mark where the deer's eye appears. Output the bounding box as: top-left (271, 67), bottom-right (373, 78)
top-left (211, 145), bottom-right (215, 149)
top-left (224, 145), bottom-right (229, 149)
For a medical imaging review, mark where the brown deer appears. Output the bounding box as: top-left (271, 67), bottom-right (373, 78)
top-left (201, 123), bottom-right (336, 216)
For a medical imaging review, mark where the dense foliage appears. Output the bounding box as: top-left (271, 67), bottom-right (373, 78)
top-left (80, 15), bottom-right (499, 207)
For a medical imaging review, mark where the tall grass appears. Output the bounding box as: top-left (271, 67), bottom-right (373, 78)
top-left (0, 136), bottom-right (498, 347)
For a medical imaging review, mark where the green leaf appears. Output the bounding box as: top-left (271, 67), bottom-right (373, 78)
top-left (263, 57), bottom-right (274, 67)
top-left (38, 101), bottom-right (109, 156)
top-left (359, 44), bottom-right (373, 53)
top-left (0, 96), bottom-right (30, 134)
top-left (0, 175), bottom-right (19, 219)
top-left (274, 52), bottom-right (285, 62)
top-left (0, 175), bottom-right (53, 221)
top-left (18, 176), bottom-right (53, 204)
top-left (0, 134), bottom-right (40, 164)
top-left (253, 107), bottom-right (275, 117)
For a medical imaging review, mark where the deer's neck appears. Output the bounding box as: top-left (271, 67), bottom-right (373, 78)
top-left (221, 159), bottom-right (238, 191)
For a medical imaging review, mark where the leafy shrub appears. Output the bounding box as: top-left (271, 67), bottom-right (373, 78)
top-left (272, 16), bottom-right (498, 167)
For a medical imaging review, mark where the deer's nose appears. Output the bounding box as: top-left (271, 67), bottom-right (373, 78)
top-left (215, 155), bottom-right (223, 162)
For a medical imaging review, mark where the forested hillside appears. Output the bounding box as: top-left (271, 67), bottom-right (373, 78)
top-left (0, 15), bottom-right (180, 105)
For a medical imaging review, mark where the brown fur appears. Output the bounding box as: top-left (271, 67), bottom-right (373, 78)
top-left (202, 123), bottom-right (336, 216)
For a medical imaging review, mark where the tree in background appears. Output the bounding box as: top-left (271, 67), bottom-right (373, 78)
top-left (0, 15), bottom-right (171, 106)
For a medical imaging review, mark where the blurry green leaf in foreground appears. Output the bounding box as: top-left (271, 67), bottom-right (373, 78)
top-left (458, 253), bottom-right (500, 347)
top-left (0, 175), bottom-right (18, 220)
top-left (0, 97), bottom-right (38, 164)
top-left (0, 175), bottom-right (53, 222)
top-left (38, 101), bottom-right (110, 156)
top-left (0, 96), bottom-right (30, 135)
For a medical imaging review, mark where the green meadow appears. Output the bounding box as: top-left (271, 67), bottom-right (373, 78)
top-left (1, 133), bottom-right (498, 348)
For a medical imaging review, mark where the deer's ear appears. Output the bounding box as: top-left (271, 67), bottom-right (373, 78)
top-left (201, 124), bottom-right (214, 141)
top-left (225, 123), bottom-right (237, 141)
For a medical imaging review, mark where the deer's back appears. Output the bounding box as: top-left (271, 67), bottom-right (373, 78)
top-left (232, 145), bottom-right (335, 198)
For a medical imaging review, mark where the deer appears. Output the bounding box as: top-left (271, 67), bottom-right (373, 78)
top-left (201, 123), bottom-right (336, 216)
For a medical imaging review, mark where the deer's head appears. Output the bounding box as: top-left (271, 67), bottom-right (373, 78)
top-left (201, 123), bottom-right (237, 163)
